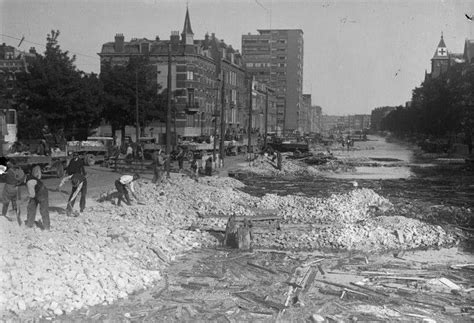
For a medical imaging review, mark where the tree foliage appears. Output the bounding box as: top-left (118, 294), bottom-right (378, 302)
top-left (100, 57), bottom-right (160, 141)
top-left (379, 64), bottom-right (474, 143)
top-left (14, 30), bottom-right (103, 140)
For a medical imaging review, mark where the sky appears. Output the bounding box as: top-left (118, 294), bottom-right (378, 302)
top-left (1, 0), bottom-right (473, 115)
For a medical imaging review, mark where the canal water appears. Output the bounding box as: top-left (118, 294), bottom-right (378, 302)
top-left (238, 135), bottom-right (474, 208)
top-left (324, 135), bottom-right (415, 180)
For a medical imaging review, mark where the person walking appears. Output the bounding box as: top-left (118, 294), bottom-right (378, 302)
top-left (1, 160), bottom-right (25, 224)
top-left (115, 173), bottom-right (140, 206)
top-left (25, 166), bottom-right (50, 230)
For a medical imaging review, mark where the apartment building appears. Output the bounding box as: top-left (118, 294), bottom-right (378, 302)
top-left (242, 29), bottom-right (303, 134)
top-left (99, 8), bottom-right (246, 139)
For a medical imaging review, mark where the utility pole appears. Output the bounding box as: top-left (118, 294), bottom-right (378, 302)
top-left (247, 77), bottom-right (253, 159)
top-left (264, 87), bottom-right (269, 150)
top-left (219, 70), bottom-right (226, 165)
top-left (212, 78), bottom-right (220, 160)
top-left (166, 42), bottom-right (172, 177)
top-left (135, 70), bottom-right (139, 144)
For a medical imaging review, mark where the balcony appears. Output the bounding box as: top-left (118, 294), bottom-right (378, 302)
top-left (185, 102), bottom-right (200, 114)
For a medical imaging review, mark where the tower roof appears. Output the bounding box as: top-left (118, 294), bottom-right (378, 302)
top-left (433, 33), bottom-right (448, 59)
top-left (182, 7), bottom-right (194, 36)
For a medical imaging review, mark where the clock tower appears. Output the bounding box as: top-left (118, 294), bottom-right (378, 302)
top-left (430, 33), bottom-right (449, 78)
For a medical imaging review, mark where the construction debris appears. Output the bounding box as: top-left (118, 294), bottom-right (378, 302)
top-left (0, 172), bottom-right (469, 320)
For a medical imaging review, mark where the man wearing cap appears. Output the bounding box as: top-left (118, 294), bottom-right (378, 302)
top-left (115, 173), bottom-right (140, 206)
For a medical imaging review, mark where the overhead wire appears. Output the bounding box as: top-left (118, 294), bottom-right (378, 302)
top-left (0, 33), bottom-right (99, 61)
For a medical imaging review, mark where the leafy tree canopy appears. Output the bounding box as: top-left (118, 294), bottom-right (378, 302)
top-left (15, 30), bottom-right (103, 140)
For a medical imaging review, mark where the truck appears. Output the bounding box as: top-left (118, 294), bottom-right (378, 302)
top-left (1, 109), bottom-right (68, 177)
top-left (67, 137), bottom-right (113, 166)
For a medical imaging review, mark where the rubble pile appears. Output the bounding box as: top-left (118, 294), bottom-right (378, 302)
top-left (0, 176), bottom-right (232, 317)
top-left (241, 156), bottom-right (354, 177)
top-left (257, 188), bottom-right (392, 224)
top-left (0, 174), bottom-right (460, 318)
top-left (251, 188), bottom-right (456, 251)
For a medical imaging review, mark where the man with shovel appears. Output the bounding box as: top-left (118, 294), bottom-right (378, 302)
top-left (59, 152), bottom-right (87, 216)
top-left (115, 173), bottom-right (141, 206)
top-left (59, 173), bottom-right (87, 217)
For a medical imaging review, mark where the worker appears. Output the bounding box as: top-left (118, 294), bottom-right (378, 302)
top-left (125, 144), bottom-right (133, 164)
top-left (205, 156), bottom-right (213, 176)
top-left (115, 173), bottom-right (140, 206)
top-left (67, 152), bottom-right (86, 176)
top-left (176, 147), bottom-right (185, 172)
top-left (276, 151), bottom-right (282, 170)
top-left (25, 166), bottom-right (50, 230)
top-left (190, 154), bottom-right (198, 181)
top-left (65, 151), bottom-right (87, 212)
top-left (1, 160), bottom-right (25, 224)
top-left (59, 173), bottom-right (87, 217)
top-left (152, 149), bottom-right (166, 184)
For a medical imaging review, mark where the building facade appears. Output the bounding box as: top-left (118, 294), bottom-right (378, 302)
top-left (248, 78), bottom-right (277, 135)
top-left (308, 105), bottom-right (322, 134)
top-left (300, 94), bottom-right (311, 134)
top-left (242, 29), bottom-right (303, 134)
top-left (99, 8), bottom-right (247, 141)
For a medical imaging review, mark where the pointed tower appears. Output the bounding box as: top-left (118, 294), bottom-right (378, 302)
top-left (181, 7), bottom-right (194, 46)
top-left (431, 33), bottom-right (449, 78)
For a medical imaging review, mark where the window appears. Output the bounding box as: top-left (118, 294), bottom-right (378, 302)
top-left (187, 88), bottom-right (195, 106)
top-left (186, 71), bottom-right (194, 80)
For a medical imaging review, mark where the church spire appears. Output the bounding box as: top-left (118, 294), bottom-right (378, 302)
top-left (182, 7), bottom-right (194, 45)
top-left (433, 32), bottom-right (448, 58)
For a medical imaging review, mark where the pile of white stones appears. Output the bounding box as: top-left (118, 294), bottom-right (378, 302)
top-left (0, 174), bottom-right (458, 319)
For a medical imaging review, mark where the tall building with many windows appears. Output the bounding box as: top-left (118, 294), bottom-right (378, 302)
top-left (242, 29), bottom-right (303, 134)
top-left (99, 8), bottom-right (247, 140)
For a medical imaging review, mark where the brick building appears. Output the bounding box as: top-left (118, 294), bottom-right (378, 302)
top-left (99, 8), bottom-right (247, 140)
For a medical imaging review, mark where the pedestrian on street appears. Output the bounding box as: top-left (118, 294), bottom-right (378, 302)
top-left (176, 147), bottom-right (185, 172)
top-left (125, 144), bottom-right (134, 164)
top-left (190, 155), bottom-right (198, 181)
top-left (115, 173), bottom-right (140, 206)
top-left (1, 160), bottom-right (25, 224)
top-left (25, 166), bottom-right (50, 230)
top-left (205, 156), bottom-right (213, 176)
top-left (276, 151), bottom-right (282, 171)
top-left (152, 149), bottom-right (166, 184)
top-left (59, 173), bottom-right (87, 217)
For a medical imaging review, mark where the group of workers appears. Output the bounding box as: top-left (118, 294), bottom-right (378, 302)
top-left (1, 151), bottom-right (141, 230)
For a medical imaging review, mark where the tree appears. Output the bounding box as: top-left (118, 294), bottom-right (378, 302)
top-left (14, 30), bottom-right (103, 140)
top-left (100, 57), bottom-right (160, 144)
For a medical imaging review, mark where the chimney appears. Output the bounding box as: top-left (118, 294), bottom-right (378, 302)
top-left (114, 33), bottom-right (124, 52)
top-left (170, 31), bottom-right (180, 44)
top-left (29, 47), bottom-right (37, 54)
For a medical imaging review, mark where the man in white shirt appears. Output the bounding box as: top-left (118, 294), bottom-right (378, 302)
top-left (115, 173), bottom-right (140, 206)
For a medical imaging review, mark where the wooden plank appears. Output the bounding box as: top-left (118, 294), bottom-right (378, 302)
top-left (247, 261), bottom-right (278, 275)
